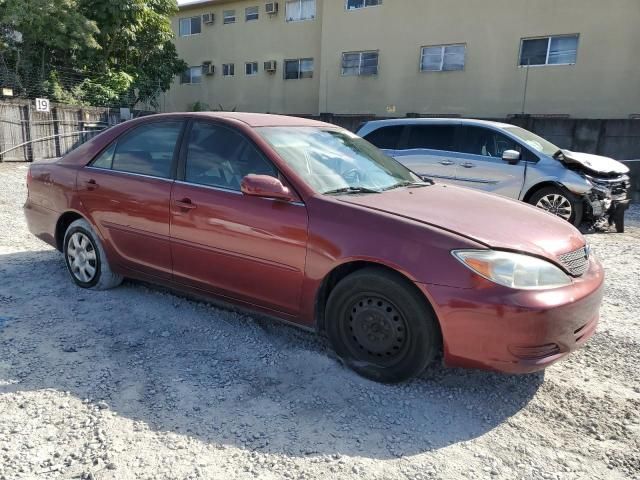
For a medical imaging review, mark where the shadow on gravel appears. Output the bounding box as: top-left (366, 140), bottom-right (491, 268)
top-left (0, 250), bottom-right (544, 459)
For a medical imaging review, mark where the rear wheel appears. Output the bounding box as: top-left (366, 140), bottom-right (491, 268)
top-left (63, 219), bottom-right (123, 290)
top-left (325, 268), bottom-right (440, 383)
top-left (529, 186), bottom-right (583, 227)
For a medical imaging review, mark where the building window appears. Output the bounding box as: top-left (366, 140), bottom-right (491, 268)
top-left (223, 63), bottom-right (235, 77)
top-left (420, 44), bottom-right (465, 72)
top-left (341, 51), bottom-right (379, 76)
top-left (285, 0), bottom-right (316, 22)
top-left (245, 6), bottom-right (259, 21)
top-left (223, 10), bottom-right (236, 24)
top-left (180, 66), bottom-right (203, 84)
top-left (519, 34), bottom-right (579, 66)
top-left (284, 58), bottom-right (314, 79)
top-left (346, 0), bottom-right (382, 10)
top-left (245, 62), bottom-right (259, 76)
top-left (179, 16), bottom-right (201, 36)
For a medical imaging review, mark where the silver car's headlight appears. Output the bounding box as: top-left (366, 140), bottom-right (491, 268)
top-left (452, 250), bottom-right (572, 290)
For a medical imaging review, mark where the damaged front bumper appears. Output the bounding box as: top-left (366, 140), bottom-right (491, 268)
top-left (584, 174), bottom-right (632, 232)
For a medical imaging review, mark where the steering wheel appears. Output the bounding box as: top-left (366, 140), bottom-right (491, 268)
top-left (342, 168), bottom-right (362, 184)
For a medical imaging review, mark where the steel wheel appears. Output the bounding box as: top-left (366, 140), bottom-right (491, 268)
top-left (66, 232), bottom-right (97, 283)
top-left (343, 295), bottom-right (410, 366)
top-left (535, 193), bottom-right (573, 220)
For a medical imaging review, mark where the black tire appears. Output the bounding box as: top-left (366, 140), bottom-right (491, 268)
top-left (528, 186), bottom-right (583, 227)
top-left (325, 268), bottom-right (440, 383)
top-left (63, 218), bottom-right (123, 290)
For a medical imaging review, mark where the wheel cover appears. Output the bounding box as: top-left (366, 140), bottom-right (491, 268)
top-left (66, 232), bottom-right (97, 283)
top-left (343, 295), bottom-right (409, 365)
top-left (535, 194), bottom-right (573, 220)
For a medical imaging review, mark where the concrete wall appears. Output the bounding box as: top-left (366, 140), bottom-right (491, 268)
top-left (165, 0), bottom-right (323, 114)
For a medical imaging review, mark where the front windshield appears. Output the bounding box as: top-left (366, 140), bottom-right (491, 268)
top-left (257, 127), bottom-right (421, 194)
top-left (503, 126), bottom-right (560, 156)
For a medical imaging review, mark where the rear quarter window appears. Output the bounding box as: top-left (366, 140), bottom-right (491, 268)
top-left (363, 125), bottom-right (404, 150)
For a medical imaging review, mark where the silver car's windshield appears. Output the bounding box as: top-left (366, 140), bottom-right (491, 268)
top-left (257, 127), bottom-right (422, 194)
top-left (503, 126), bottom-right (560, 156)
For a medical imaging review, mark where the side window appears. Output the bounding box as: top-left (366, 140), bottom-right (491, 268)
top-left (405, 125), bottom-right (456, 151)
top-left (111, 121), bottom-right (183, 178)
top-left (185, 121), bottom-right (277, 191)
top-left (363, 126), bottom-right (403, 150)
top-left (90, 143), bottom-right (116, 169)
top-left (458, 126), bottom-right (524, 158)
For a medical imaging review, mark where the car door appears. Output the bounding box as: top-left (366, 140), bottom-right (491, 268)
top-left (170, 120), bottom-right (308, 316)
top-left (77, 120), bottom-right (184, 279)
top-left (452, 126), bottom-right (528, 197)
top-left (392, 124), bottom-right (459, 182)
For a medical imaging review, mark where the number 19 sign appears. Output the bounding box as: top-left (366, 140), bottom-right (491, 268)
top-left (35, 98), bottom-right (50, 113)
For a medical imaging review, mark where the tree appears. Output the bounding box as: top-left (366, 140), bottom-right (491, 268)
top-left (0, 0), bottom-right (186, 108)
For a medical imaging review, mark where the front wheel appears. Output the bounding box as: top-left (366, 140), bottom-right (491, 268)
top-left (529, 186), bottom-right (583, 227)
top-left (325, 268), bottom-right (440, 383)
top-left (63, 218), bottom-right (123, 290)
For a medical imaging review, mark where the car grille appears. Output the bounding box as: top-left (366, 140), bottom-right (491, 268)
top-left (587, 174), bottom-right (631, 200)
top-left (558, 246), bottom-right (590, 277)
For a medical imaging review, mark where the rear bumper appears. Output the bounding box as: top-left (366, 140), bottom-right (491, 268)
top-left (23, 198), bottom-right (58, 249)
top-left (417, 257), bottom-right (604, 373)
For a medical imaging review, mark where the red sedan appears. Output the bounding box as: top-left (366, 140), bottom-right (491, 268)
top-left (24, 112), bottom-right (603, 383)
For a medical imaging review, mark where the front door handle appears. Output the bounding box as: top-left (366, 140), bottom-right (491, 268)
top-left (439, 160), bottom-right (454, 166)
top-left (85, 179), bottom-right (99, 190)
top-left (174, 198), bottom-right (197, 210)
top-left (461, 162), bottom-right (475, 168)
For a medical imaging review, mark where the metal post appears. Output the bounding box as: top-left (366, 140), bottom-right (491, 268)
top-left (521, 59), bottom-right (530, 115)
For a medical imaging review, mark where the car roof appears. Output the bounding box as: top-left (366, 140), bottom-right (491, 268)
top-left (358, 117), bottom-right (516, 132)
top-left (137, 112), bottom-right (333, 128)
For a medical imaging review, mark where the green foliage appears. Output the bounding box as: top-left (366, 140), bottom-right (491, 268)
top-left (0, 0), bottom-right (186, 108)
top-left (189, 101), bottom-right (211, 112)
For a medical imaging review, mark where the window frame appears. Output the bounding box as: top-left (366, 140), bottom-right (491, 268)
top-left (245, 62), bottom-right (259, 76)
top-left (87, 120), bottom-right (186, 181)
top-left (341, 50), bottom-right (379, 77)
top-left (285, 0), bottom-right (316, 23)
top-left (345, 0), bottom-right (382, 11)
top-left (283, 58), bottom-right (314, 80)
top-left (420, 43), bottom-right (466, 72)
top-left (245, 6), bottom-right (259, 21)
top-left (222, 63), bottom-right (235, 77)
top-left (518, 34), bottom-right (579, 67)
top-left (223, 9), bottom-right (236, 24)
top-left (181, 66), bottom-right (203, 85)
top-left (177, 120), bottom-right (286, 195)
top-left (178, 16), bottom-right (202, 37)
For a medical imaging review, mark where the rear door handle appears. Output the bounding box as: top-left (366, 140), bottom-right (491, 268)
top-left (461, 162), bottom-right (475, 168)
top-left (174, 198), bottom-right (197, 210)
top-left (439, 160), bottom-right (454, 166)
top-left (85, 179), bottom-right (98, 190)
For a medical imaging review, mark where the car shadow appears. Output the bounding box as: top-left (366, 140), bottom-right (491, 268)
top-left (0, 249), bottom-right (544, 460)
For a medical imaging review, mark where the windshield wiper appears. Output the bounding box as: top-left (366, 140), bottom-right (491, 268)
top-left (383, 180), bottom-right (433, 191)
top-left (324, 186), bottom-right (382, 195)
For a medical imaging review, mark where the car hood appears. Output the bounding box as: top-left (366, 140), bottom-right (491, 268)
top-left (558, 150), bottom-right (629, 176)
top-left (339, 184), bottom-right (586, 261)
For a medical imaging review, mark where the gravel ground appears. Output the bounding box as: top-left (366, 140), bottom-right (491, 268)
top-left (0, 162), bottom-right (639, 480)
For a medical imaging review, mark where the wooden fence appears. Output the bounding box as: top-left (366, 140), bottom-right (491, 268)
top-left (0, 99), bottom-right (151, 162)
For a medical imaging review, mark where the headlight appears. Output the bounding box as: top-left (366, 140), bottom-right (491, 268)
top-left (452, 250), bottom-right (572, 290)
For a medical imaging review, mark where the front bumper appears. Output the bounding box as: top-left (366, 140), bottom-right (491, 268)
top-left (417, 256), bottom-right (605, 374)
top-left (584, 175), bottom-right (631, 232)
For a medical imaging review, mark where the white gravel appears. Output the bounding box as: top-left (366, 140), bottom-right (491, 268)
top-left (0, 162), bottom-right (639, 480)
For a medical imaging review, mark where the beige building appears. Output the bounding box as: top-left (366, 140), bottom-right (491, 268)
top-left (164, 0), bottom-right (640, 119)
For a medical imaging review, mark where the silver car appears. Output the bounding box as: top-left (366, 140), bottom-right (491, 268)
top-left (357, 119), bottom-right (631, 231)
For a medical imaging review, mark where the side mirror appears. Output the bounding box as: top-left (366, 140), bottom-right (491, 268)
top-left (240, 174), bottom-right (294, 202)
top-left (502, 149), bottom-right (521, 165)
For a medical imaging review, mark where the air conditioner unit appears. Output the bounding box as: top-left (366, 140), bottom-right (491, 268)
top-left (265, 2), bottom-right (279, 15)
top-left (202, 63), bottom-right (215, 75)
top-left (264, 60), bottom-right (277, 73)
top-left (202, 13), bottom-right (215, 24)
